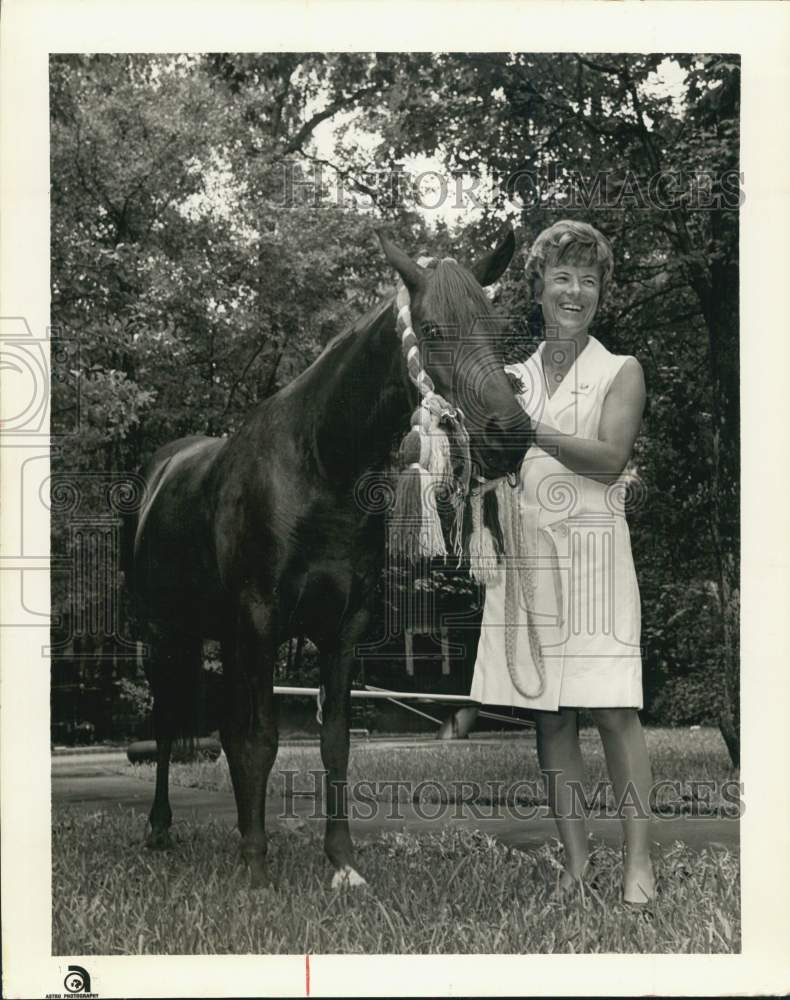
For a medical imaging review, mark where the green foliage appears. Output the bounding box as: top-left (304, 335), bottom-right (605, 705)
top-left (643, 581), bottom-right (736, 725)
top-left (114, 675), bottom-right (153, 722)
top-left (51, 54), bottom-right (425, 465)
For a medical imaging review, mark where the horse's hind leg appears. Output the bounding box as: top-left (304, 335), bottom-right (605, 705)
top-left (143, 630), bottom-right (202, 849)
top-left (148, 729), bottom-right (174, 849)
top-left (220, 613), bottom-right (278, 888)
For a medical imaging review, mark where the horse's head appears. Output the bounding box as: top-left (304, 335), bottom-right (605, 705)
top-left (376, 227), bottom-right (533, 483)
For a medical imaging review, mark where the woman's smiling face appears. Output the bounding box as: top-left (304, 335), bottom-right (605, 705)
top-left (536, 261), bottom-right (601, 336)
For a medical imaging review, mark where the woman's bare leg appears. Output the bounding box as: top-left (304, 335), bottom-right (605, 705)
top-left (535, 708), bottom-right (588, 887)
top-left (591, 708), bottom-right (655, 902)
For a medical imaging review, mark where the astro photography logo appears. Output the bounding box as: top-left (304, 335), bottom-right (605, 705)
top-left (64, 966), bottom-right (91, 994)
top-left (45, 964), bottom-right (98, 999)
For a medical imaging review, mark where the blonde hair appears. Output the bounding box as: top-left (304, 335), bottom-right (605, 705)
top-left (524, 220), bottom-right (614, 305)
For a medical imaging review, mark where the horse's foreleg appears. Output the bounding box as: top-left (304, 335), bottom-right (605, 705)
top-left (220, 618), bottom-right (278, 888)
top-left (319, 626), bottom-right (367, 889)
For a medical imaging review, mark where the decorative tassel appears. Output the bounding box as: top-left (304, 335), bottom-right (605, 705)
top-left (390, 432), bottom-right (425, 562)
top-left (390, 426), bottom-right (446, 561)
top-left (468, 487), bottom-right (500, 583)
top-left (424, 400), bottom-right (452, 482)
top-left (428, 428), bottom-right (451, 482)
top-left (417, 466), bottom-right (446, 558)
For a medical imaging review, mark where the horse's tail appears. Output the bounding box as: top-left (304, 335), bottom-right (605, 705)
top-left (120, 440), bottom-right (216, 752)
top-left (143, 636), bottom-right (203, 751)
top-left (122, 462), bottom-right (203, 751)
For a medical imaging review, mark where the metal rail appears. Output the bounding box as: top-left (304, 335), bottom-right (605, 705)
top-left (272, 684), bottom-right (535, 730)
top-left (273, 685), bottom-right (477, 704)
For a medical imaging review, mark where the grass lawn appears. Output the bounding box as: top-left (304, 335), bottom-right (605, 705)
top-left (52, 811), bottom-right (739, 955)
top-left (52, 726), bottom-right (740, 955)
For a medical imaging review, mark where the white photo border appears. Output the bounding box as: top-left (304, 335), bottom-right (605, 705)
top-left (2, 1), bottom-right (789, 996)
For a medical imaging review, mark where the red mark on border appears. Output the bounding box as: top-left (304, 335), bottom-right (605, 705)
top-left (305, 954), bottom-right (311, 996)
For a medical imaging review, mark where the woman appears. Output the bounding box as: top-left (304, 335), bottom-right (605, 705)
top-left (469, 219), bottom-right (655, 904)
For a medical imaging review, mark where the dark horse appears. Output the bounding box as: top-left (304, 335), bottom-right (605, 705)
top-left (126, 228), bottom-right (533, 888)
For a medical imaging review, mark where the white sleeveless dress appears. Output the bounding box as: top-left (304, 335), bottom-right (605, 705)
top-left (469, 335), bottom-right (643, 711)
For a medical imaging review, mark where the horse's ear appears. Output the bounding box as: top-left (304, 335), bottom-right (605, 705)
top-left (470, 224), bottom-right (516, 287)
top-left (375, 227), bottom-right (425, 295)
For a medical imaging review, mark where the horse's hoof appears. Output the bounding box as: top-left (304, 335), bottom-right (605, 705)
top-left (249, 868), bottom-right (272, 891)
top-left (146, 829), bottom-right (173, 851)
top-left (331, 864), bottom-right (367, 890)
top-left (243, 855), bottom-right (272, 890)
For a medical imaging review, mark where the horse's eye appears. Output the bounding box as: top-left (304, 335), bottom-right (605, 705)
top-left (422, 321), bottom-right (441, 339)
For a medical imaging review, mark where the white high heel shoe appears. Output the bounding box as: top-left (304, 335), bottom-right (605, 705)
top-left (623, 850), bottom-right (656, 904)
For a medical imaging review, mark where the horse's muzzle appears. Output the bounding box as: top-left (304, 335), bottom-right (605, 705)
top-left (475, 418), bottom-right (533, 479)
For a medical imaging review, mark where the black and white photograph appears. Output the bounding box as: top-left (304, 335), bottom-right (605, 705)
top-left (2, 2), bottom-right (789, 998)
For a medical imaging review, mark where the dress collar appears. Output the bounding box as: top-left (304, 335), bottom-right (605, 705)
top-left (505, 336), bottom-right (605, 423)
top-left (539, 335), bottom-right (601, 408)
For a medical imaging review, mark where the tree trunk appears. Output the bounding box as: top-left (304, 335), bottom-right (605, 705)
top-left (719, 714), bottom-right (740, 769)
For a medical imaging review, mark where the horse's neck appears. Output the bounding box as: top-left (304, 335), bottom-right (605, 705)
top-left (295, 299), bottom-right (412, 483)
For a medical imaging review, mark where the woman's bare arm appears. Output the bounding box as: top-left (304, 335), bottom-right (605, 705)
top-left (532, 357), bottom-right (646, 484)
